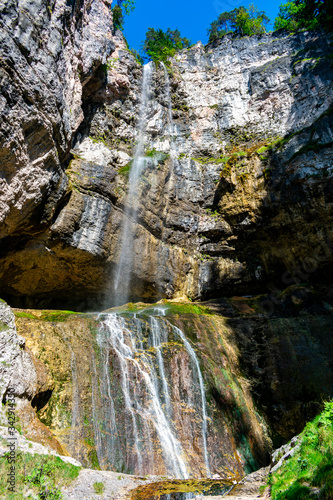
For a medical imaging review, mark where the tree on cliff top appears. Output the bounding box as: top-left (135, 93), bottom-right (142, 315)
top-left (112, 0), bottom-right (135, 32)
top-left (274, 0), bottom-right (333, 32)
top-left (142, 28), bottom-right (191, 64)
top-left (207, 4), bottom-right (270, 42)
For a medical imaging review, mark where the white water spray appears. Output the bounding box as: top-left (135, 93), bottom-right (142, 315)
top-left (97, 313), bottom-right (188, 478)
top-left (114, 62), bottom-right (154, 305)
top-left (166, 319), bottom-right (211, 476)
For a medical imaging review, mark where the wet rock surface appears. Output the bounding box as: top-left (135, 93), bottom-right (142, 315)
top-left (6, 287), bottom-right (332, 476)
top-left (13, 306), bottom-right (268, 476)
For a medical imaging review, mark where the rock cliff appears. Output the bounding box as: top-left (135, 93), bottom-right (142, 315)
top-left (0, 22), bottom-right (332, 308)
top-left (5, 286), bottom-right (333, 476)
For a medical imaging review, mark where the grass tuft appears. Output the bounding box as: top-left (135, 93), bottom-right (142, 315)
top-left (0, 451), bottom-right (80, 499)
top-left (269, 400), bottom-right (333, 499)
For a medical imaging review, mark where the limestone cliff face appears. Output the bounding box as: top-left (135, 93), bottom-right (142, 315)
top-left (0, 18), bottom-right (332, 307)
top-left (0, 300), bottom-right (64, 452)
top-left (0, 0), bottom-right (114, 307)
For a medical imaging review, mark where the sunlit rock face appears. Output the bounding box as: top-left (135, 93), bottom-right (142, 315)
top-left (12, 290), bottom-right (333, 476)
top-left (13, 304), bottom-right (273, 477)
top-left (0, 300), bottom-right (64, 453)
top-left (0, 21), bottom-right (333, 308)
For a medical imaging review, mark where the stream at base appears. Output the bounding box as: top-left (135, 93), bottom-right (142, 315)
top-left (130, 478), bottom-right (234, 499)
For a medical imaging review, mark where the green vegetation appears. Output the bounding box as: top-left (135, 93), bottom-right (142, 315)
top-left (93, 481), bottom-right (105, 494)
top-left (112, 0), bottom-right (135, 32)
top-left (274, 0), bottom-right (333, 32)
top-left (39, 311), bottom-right (78, 322)
top-left (14, 310), bottom-right (79, 322)
top-left (118, 161), bottom-right (132, 176)
top-left (14, 311), bottom-right (37, 319)
top-left (0, 451), bottom-right (80, 499)
top-left (110, 300), bottom-right (213, 317)
top-left (145, 147), bottom-right (158, 157)
top-left (128, 48), bottom-right (144, 65)
top-left (269, 400), bottom-right (333, 499)
top-left (142, 28), bottom-right (191, 64)
top-left (207, 4), bottom-right (270, 42)
top-left (191, 155), bottom-right (230, 165)
top-left (160, 302), bottom-right (212, 316)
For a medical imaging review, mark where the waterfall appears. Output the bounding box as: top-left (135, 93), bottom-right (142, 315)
top-left (113, 62), bottom-right (154, 305)
top-left (92, 312), bottom-right (211, 478)
top-left (168, 322), bottom-right (210, 476)
top-left (102, 63), bottom-right (210, 480)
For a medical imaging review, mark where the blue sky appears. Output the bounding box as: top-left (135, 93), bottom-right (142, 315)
top-left (123, 0), bottom-right (283, 53)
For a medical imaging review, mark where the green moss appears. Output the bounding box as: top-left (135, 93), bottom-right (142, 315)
top-left (118, 162), bottom-right (131, 176)
top-left (191, 155), bottom-right (230, 165)
top-left (269, 401), bottom-right (333, 499)
top-left (89, 449), bottom-right (100, 470)
top-left (0, 321), bottom-right (8, 332)
top-left (145, 149), bottom-right (169, 161)
top-left (88, 135), bottom-right (109, 147)
top-left (14, 311), bottom-right (37, 319)
top-left (112, 300), bottom-right (213, 317)
top-left (39, 311), bottom-right (79, 322)
top-left (0, 451), bottom-right (80, 499)
top-left (15, 310), bottom-right (79, 322)
top-left (163, 302), bottom-right (212, 316)
top-left (93, 481), bottom-right (105, 494)
top-left (145, 148), bottom-right (157, 157)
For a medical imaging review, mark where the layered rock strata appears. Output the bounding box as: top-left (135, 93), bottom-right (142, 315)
top-left (0, 4), bottom-right (332, 309)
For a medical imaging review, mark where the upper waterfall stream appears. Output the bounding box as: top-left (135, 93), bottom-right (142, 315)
top-left (113, 62), bottom-right (154, 305)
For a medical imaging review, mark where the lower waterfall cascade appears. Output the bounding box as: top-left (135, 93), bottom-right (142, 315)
top-left (91, 310), bottom-right (211, 478)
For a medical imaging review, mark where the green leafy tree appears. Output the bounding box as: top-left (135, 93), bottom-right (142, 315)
top-left (112, 0), bottom-right (135, 32)
top-left (142, 28), bottom-right (191, 64)
top-left (207, 9), bottom-right (239, 42)
top-left (274, 0), bottom-right (332, 32)
top-left (207, 4), bottom-right (270, 42)
top-left (235, 4), bottom-right (270, 36)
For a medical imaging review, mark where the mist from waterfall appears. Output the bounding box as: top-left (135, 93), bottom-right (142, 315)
top-left (113, 62), bottom-right (153, 306)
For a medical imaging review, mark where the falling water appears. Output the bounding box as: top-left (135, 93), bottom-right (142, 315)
top-left (92, 312), bottom-right (211, 478)
top-left (151, 308), bottom-right (210, 475)
top-left (97, 313), bottom-right (188, 478)
top-left (113, 62), bottom-right (154, 305)
top-left (168, 322), bottom-right (210, 476)
top-left (150, 316), bottom-right (172, 417)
